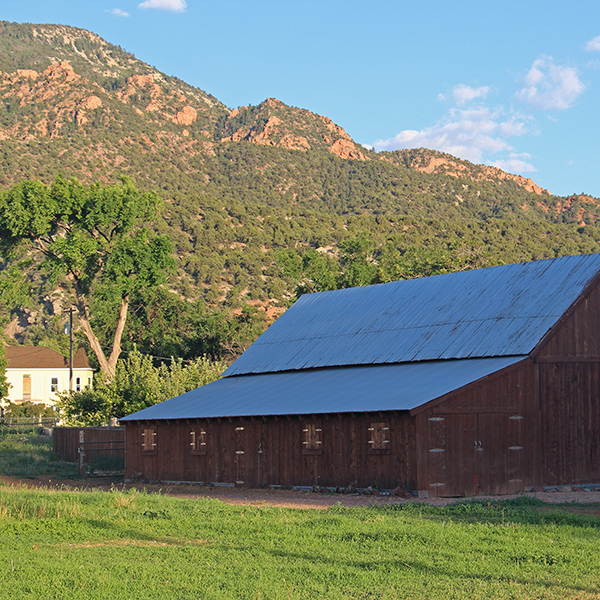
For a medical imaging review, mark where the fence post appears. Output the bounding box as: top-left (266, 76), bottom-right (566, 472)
top-left (78, 429), bottom-right (85, 475)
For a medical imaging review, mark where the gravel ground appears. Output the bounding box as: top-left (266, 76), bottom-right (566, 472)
top-left (2, 475), bottom-right (600, 511)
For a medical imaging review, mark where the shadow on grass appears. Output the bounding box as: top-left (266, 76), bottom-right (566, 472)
top-left (375, 497), bottom-right (600, 529)
top-left (261, 546), bottom-right (600, 597)
top-left (0, 432), bottom-right (79, 479)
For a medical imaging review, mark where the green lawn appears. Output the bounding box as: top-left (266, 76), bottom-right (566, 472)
top-left (0, 427), bottom-right (79, 479)
top-left (0, 484), bottom-right (598, 599)
top-left (0, 434), bottom-right (599, 599)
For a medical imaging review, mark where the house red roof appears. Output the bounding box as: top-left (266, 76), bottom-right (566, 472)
top-left (5, 346), bottom-right (92, 370)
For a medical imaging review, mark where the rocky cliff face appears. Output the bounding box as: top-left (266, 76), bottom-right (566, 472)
top-left (384, 148), bottom-right (549, 195)
top-left (0, 20), bottom-right (594, 213)
top-left (0, 52), bottom-right (367, 187)
top-left (218, 98), bottom-right (367, 159)
top-left (0, 60), bottom-right (224, 145)
top-left (382, 148), bottom-right (600, 224)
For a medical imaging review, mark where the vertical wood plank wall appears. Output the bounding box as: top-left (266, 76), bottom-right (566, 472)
top-left (123, 278), bottom-right (600, 495)
top-left (534, 280), bottom-right (600, 486)
top-left (415, 360), bottom-right (537, 497)
top-left (125, 412), bottom-right (417, 490)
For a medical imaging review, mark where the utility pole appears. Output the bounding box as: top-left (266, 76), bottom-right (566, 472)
top-left (69, 307), bottom-right (73, 392)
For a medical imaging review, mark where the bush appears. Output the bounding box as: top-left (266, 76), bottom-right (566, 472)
top-left (2, 401), bottom-right (58, 419)
top-left (56, 349), bottom-right (225, 425)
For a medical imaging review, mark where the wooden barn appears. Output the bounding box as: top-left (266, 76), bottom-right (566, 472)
top-left (121, 254), bottom-right (600, 497)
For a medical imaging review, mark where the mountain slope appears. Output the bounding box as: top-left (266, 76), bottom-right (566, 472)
top-left (2, 20), bottom-right (600, 362)
top-left (1, 21), bottom-right (598, 228)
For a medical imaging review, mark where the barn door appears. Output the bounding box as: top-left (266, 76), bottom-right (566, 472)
top-left (444, 414), bottom-right (478, 497)
top-left (428, 413), bottom-right (525, 497)
top-left (475, 413), bottom-right (525, 495)
top-left (426, 416), bottom-right (448, 497)
top-left (476, 414), bottom-right (506, 495)
top-left (506, 415), bottom-right (525, 494)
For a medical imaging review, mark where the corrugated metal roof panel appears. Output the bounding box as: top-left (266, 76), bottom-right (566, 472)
top-left (122, 356), bottom-right (527, 421)
top-left (226, 254), bottom-right (600, 376)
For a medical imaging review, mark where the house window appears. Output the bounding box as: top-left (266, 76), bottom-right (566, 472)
top-left (142, 427), bottom-right (157, 454)
top-left (190, 428), bottom-right (207, 455)
top-left (75, 377), bottom-right (81, 392)
top-left (50, 377), bottom-right (59, 393)
top-left (302, 422), bottom-right (323, 455)
top-left (368, 422), bottom-right (391, 454)
top-left (23, 375), bottom-right (31, 401)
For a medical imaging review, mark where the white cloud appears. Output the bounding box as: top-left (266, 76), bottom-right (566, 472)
top-left (584, 35), bottom-right (600, 52)
top-left (516, 56), bottom-right (585, 110)
top-left (373, 105), bottom-right (530, 164)
top-left (452, 84), bottom-right (490, 106)
top-left (107, 8), bottom-right (130, 17)
top-left (491, 153), bottom-right (536, 174)
top-left (138, 0), bottom-right (187, 12)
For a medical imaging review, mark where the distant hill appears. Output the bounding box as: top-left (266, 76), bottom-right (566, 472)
top-left (2, 20), bottom-right (600, 361)
top-left (0, 21), bottom-right (597, 217)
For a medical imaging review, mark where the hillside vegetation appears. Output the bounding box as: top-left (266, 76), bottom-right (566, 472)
top-left (2, 20), bottom-right (600, 364)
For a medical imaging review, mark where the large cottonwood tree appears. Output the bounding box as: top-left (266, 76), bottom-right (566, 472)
top-left (0, 176), bottom-right (174, 379)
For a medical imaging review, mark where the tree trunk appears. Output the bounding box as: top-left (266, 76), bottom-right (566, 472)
top-left (107, 297), bottom-right (129, 377)
top-left (73, 283), bottom-right (129, 381)
top-left (76, 307), bottom-right (113, 379)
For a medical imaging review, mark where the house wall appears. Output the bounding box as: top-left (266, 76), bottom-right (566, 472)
top-left (414, 359), bottom-right (538, 498)
top-left (5, 368), bottom-right (94, 406)
top-left (124, 412), bottom-right (418, 490)
top-left (533, 277), bottom-right (600, 486)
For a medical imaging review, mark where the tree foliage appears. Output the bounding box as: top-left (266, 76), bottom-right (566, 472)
top-left (56, 349), bottom-right (226, 424)
top-left (278, 233), bottom-right (493, 300)
top-left (0, 176), bottom-right (175, 379)
top-left (0, 344), bottom-right (8, 400)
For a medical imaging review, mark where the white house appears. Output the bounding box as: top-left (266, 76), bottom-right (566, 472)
top-left (3, 346), bottom-right (94, 407)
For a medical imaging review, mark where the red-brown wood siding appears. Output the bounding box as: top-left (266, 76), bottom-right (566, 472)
top-left (533, 276), bottom-right (600, 486)
top-left (125, 413), bottom-right (417, 490)
top-left (415, 360), bottom-right (537, 497)
top-left (538, 362), bottom-right (600, 485)
top-left (53, 427), bottom-right (124, 463)
top-left (536, 276), bottom-right (600, 360)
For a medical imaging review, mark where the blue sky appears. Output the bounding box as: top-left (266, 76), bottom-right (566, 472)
top-left (3, 0), bottom-right (600, 197)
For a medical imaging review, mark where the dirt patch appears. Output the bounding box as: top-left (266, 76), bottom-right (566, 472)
top-left (2, 475), bottom-right (600, 512)
top-left (60, 539), bottom-right (210, 548)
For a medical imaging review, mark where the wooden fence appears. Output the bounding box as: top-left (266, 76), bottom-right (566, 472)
top-left (53, 426), bottom-right (125, 473)
top-left (0, 417), bottom-right (59, 434)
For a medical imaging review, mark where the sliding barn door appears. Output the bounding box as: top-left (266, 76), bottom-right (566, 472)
top-left (427, 413), bottom-right (525, 497)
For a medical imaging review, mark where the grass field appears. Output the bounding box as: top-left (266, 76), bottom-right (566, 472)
top-left (0, 425), bottom-right (78, 479)
top-left (0, 434), bottom-right (599, 599)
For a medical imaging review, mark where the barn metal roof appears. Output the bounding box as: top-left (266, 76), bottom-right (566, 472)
top-left (225, 253), bottom-right (600, 376)
top-left (121, 356), bottom-right (526, 421)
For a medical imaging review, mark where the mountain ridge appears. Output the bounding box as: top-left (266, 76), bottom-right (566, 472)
top-left (3, 20), bottom-right (600, 363)
top-left (0, 20), bottom-right (568, 201)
